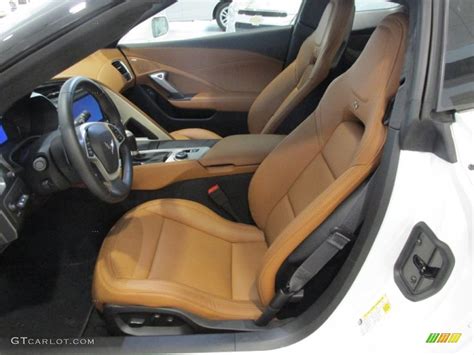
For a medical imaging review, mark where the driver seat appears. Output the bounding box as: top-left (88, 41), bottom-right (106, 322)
top-left (93, 14), bottom-right (408, 321)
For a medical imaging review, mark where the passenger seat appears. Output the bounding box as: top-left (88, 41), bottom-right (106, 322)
top-left (171, 0), bottom-right (355, 140)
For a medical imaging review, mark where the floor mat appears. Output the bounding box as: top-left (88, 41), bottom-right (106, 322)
top-left (82, 309), bottom-right (109, 337)
top-left (0, 190), bottom-right (111, 338)
top-left (0, 262), bottom-right (94, 337)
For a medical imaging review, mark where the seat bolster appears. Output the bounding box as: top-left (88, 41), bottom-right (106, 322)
top-left (171, 128), bottom-right (223, 140)
top-left (136, 199), bottom-right (265, 243)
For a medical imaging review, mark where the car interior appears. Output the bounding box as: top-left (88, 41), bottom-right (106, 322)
top-left (0, 0), bottom-right (411, 343)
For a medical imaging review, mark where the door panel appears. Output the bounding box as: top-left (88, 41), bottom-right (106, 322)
top-left (124, 47), bottom-right (283, 112)
top-left (120, 27), bottom-right (291, 136)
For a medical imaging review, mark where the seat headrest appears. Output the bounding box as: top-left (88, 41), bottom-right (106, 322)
top-left (346, 13), bottom-right (408, 125)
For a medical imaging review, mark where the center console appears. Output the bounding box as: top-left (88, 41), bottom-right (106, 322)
top-left (133, 138), bottom-right (217, 165)
top-left (130, 134), bottom-right (285, 191)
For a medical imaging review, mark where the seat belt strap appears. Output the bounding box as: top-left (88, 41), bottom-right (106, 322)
top-left (256, 177), bottom-right (373, 326)
top-left (288, 230), bottom-right (351, 292)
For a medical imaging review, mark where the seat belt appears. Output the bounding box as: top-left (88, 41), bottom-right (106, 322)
top-left (256, 177), bottom-right (373, 326)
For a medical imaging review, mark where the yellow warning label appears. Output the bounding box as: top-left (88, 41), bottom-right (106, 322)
top-left (359, 295), bottom-right (391, 335)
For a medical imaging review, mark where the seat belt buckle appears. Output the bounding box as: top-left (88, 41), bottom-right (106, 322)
top-left (208, 184), bottom-right (240, 222)
top-left (208, 184), bottom-right (229, 207)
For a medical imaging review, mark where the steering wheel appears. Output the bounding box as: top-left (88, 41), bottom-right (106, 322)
top-left (57, 77), bottom-right (133, 203)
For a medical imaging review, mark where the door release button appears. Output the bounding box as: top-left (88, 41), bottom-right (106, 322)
top-left (149, 72), bottom-right (185, 100)
top-left (394, 222), bottom-right (455, 302)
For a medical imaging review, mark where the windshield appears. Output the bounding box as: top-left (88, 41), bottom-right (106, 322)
top-left (0, 0), bottom-right (51, 35)
top-left (0, 0), bottom-right (115, 70)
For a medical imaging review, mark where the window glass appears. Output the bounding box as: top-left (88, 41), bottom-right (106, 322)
top-left (355, 0), bottom-right (398, 11)
top-left (439, 0), bottom-right (474, 110)
top-left (119, 0), bottom-right (304, 45)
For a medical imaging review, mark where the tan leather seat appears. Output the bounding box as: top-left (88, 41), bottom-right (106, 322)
top-left (170, 0), bottom-right (355, 141)
top-left (93, 13), bottom-right (408, 320)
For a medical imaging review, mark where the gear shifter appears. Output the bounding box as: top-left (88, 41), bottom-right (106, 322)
top-left (125, 131), bottom-right (141, 158)
top-left (125, 131), bottom-right (170, 164)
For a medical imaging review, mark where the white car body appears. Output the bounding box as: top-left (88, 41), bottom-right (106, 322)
top-left (227, 0), bottom-right (404, 32)
top-left (210, 110), bottom-right (474, 355)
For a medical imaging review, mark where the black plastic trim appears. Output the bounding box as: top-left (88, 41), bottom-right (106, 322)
top-left (401, 119), bottom-right (457, 163)
top-left (103, 305), bottom-right (289, 336)
top-left (394, 222), bottom-right (455, 302)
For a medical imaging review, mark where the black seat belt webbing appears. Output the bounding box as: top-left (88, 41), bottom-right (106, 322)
top-left (256, 177), bottom-right (374, 326)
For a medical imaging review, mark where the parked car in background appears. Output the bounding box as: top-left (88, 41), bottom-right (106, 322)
top-left (166, 0), bottom-right (232, 30)
top-left (226, 0), bottom-right (301, 32)
top-left (226, 0), bottom-right (403, 32)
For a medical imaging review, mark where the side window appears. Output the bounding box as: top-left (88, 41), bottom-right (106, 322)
top-left (439, 0), bottom-right (474, 111)
top-left (119, 0), bottom-right (303, 45)
top-left (354, 0), bottom-right (398, 11)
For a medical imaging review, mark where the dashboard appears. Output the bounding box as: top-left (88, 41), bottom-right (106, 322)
top-left (0, 82), bottom-right (106, 253)
top-left (0, 87), bottom-right (105, 148)
top-left (0, 49), bottom-right (165, 253)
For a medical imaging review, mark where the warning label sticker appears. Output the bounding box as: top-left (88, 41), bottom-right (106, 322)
top-left (359, 295), bottom-right (391, 335)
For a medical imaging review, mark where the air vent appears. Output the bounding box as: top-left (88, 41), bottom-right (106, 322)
top-left (112, 60), bottom-right (132, 82)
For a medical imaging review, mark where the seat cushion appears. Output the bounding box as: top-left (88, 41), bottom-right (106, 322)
top-left (93, 199), bottom-right (267, 320)
top-left (170, 128), bottom-right (222, 140)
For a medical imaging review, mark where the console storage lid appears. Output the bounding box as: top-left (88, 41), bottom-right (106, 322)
top-left (200, 135), bottom-right (284, 168)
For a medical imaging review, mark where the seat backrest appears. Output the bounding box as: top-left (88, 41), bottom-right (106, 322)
top-left (249, 13), bottom-right (408, 306)
top-left (247, 0), bottom-right (355, 135)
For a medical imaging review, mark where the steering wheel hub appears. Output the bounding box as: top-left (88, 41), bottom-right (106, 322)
top-left (87, 124), bottom-right (119, 174)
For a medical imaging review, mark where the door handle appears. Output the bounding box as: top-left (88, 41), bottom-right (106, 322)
top-left (394, 222), bottom-right (455, 301)
top-left (149, 72), bottom-right (185, 99)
